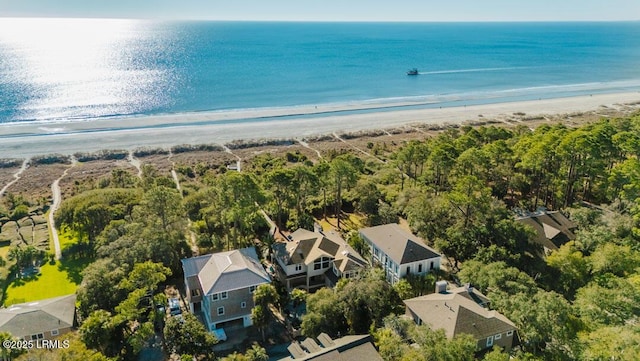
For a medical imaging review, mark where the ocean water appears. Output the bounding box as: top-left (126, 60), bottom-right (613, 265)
top-left (1, 19), bottom-right (640, 124)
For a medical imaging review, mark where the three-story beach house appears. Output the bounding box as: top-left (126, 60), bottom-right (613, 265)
top-left (359, 223), bottom-right (441, 285)
top-left (272, 228), bottom-right (367, 291)
top-left (181, 247), bottom-right (270, 331)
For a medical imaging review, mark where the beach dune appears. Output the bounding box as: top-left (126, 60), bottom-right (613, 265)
top-left (1, 92), bottom-right (639, 159)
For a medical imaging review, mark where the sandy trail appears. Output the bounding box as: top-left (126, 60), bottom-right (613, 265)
top-left (48, 157), bottom-right (76, 259)
top-left (333, 132), bottom-right (385, 163)
top-left (0, 158), bottom-right (29, 197)
top-left (297, 139), bottom-right (323, 160)
top-left (127, 150), bottom-right (143, 178)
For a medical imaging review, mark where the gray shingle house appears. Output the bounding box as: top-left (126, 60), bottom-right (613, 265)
top-left (278, 333), bottom-right (383, 361)
top-left (272, 228), bottom-right (367, 291)
top-left (359, 223), bottom-right (441, 284)
top-left (0, 294), bottom-right (76, 340)
top-left (404, 282), bottom-right (517, 352)
top-left (515, 209), bottom-right (577, 253)
top-left (181, 247), bottom-right (270, 331)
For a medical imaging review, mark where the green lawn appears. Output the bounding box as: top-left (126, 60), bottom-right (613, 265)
top-left (4, 260), bottom-right (80, 305)
top-left (57, 225), bottom-right (80, 251)
top-left (3, 226), bottom-right (91, 306)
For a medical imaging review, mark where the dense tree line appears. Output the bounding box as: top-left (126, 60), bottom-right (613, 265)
top-left (46, 112), bottom-right (640, 360)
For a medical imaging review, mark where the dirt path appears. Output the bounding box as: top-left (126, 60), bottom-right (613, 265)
top-left (48, 157), bottom-right (77, 259)
top-left (221, 145), bottom-right (242, 171)
top-left (167, 150), bottom-right (182, 193)
top-left (167, 151), bottom-right (198, 255)
top-left (332, 132), bottom-right (385, 164)
top-left (0, 159), bottom-right (30, 197)
top-left (127, 150), bottom-right (143, 178)
top-left (297, 139), bottom-right (323, 160)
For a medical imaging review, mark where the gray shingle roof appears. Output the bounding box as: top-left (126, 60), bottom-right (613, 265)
top-left (404, 289), bottom-right (516, 341)
top-left (359, 224), bottom-right (440, 265)
top-left (273, 229), bottom-right (367, 272)
top-left (0, 294), bottom-right (76, 338)
top-left (181, 247), bottom-right (270, 295)
top-left (516, 210), bottom-right (576, 251)
top-left (279, 334), bottom-right (383, 361)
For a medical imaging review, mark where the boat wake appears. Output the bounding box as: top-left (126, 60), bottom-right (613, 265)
top-left (420, 66), bottom-right (533, 75)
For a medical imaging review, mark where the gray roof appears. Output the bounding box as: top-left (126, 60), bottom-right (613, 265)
top-left (515, 210), bottom-right (576, 251)
top-left (0, 294), bottom-right (76, 338)
top-left (279, 334), bottom-right (383, 361)
top-left (181, 247), bottom-right (270, 295)
top-left (273, 229), bottom-right (367, 273)
top-left (404, 288), bottom-right (516, 341)
top-left (359, 224), bottom-right (441, 264)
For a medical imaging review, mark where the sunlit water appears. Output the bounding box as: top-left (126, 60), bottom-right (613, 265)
top-left (0, 18), bottom-right (179, 122)
top-left (1, 19), bottom-right (640, 124)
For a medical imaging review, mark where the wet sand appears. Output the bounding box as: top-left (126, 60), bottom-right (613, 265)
top-left (1, 92), bottom-right (639, 158)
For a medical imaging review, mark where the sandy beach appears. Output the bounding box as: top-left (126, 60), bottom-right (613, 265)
top-left (1, 92), bottom-right (639, 159)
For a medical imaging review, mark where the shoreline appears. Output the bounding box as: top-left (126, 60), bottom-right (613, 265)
top-left (1, 92), bottom-right (639, 159)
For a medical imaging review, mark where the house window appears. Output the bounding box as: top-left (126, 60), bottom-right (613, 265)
top-left (212, 293), bottom-right (219, 301)
top-left (250, 285), bottom-right (257, 293)
top-left (31, 334), bottom-right (44, 340)
top-left (295, 264), bottom-right (303, 272)
top-left (495, 333), bottom-right (502, 340)
top-left (406, 266), bottom-right (410, 275)
top-left (221, 291), bottom-right (228, 300)
top-left (191, 289), bottom-right (200, 297)
top-left (486, 336), bottom-right (494, 347)
top-left (241, 302), bottom-right (246, 309)
top-left (430, 261), bottom-right (435, 270)
top-left (313, 257), bottom-right (330, 270)
top-left (394, 264), bottom-right (399, 274)
top-left (51, 329), bottom-right (59, 336)
top-left (217, 307), bottom-right (225, 316)
top-left (418, 264), bottom-right (423, 273)
top-left (506, 330), bottom-right (514, 337)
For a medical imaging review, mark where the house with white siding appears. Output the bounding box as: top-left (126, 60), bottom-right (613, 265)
top-left (359, 223), bottom-right (441, 285)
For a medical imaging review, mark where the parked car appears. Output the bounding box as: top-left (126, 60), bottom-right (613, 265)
top-left (168, 298), bottom-right (181, 316)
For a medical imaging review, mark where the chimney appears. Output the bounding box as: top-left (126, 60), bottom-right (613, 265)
top-left (435, 280), bottom-right (448, 294)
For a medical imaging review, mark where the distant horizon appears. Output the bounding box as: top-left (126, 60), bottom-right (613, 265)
top-left (2, 16), bottom-right (639, 23)
top-left (2, 0), bottom-right (639, 22)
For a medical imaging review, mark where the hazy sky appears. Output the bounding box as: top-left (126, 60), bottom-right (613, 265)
top-left (2, 0), bottom-right (639, 21)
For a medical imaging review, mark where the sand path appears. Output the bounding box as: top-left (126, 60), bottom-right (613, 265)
top-left (166, 150), bottom-right (198, 255)
top-left (297, 139), bottom-right (323, 160)
top-left (0, 159), bottom-right (29, 197)
top-left (127, 150), bottom-right (143, 178)
top-left (333, 132), bottom-right (385, 164)
top-left (48, 157), bottom-right (76, 259)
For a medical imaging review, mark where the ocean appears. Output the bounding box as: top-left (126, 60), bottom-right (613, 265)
top-left (1, 19), bottom-right (640, 124)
